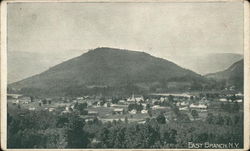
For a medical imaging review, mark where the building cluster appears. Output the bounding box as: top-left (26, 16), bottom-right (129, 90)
top-left (7, 91), bottom-right (244, 123)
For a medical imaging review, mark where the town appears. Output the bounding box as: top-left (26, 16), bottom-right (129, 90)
top-left (7, 91), bottom-right (243, 124)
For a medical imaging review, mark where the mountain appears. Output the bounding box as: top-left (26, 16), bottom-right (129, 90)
top-left (9, 47), bottom-right (207, 96)
top-left (168, 53), bottom-right (243, 75)
top-left (205, 59), bottom-right (243, 90)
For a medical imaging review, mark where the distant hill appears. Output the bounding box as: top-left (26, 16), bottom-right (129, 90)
top-left (7, 51), bottom-right (83, 84)
top-left (170, 53), bottom-right (243, 75)
top-left (9, 47), bottom-right (207, 96)
top-left (205, 59), bottom-right (243, 90)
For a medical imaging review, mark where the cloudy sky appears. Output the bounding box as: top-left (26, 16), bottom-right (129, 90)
top-left (8, 1), bottom-right (244, 60)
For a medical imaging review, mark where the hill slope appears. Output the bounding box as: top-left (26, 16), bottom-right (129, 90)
top-left (9, 47), bottom-right (206, 96)
top-left (170, 53), bottom-right (243, 75)
top-left (7, 51), bottom-right (83, 84)
top-left (205, 59), bottom-right (243, 90)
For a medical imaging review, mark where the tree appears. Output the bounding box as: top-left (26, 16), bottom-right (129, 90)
top-left (42, 99), bottom-right (47, 104)
top-left (125, 116), bottom-right (128, 124)
top-left (148, 109), bottom-right (153, 117)
top-left (191, 110), bottom-right (199, 120)
top-left (206, 113), bottom-right (215, 124)
top-left (232, 102), bottom-right (240, 113)
top-left (75, 103), bottom-right (88, 115)
top-left (156, 113), bottom-right (166, 124)
top-left (65, 115), bottom-right (90, 148)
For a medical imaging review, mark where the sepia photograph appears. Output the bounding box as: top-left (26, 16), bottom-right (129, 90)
top-left (1, 0), bottom-right (249, 150)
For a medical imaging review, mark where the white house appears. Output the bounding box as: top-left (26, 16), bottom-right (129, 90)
top-left (29, 107), bottom-right (36, 111)
top-left (129, 109), bottom-right (137, 114)
top-left (113, 108), bottom-right (124, 115)
top-left (152, 105), bottom-right (166, 110)
top-left (180, 101), bottom-right (189, 106)
top-left (189, 104), bottom-right (207, 112)
top-left (141, 109), bottom-right (148, 114)
top-left (179, 106), bottom-right (188, 111)
top-left (219, 98), bottom-right (227, 102)
top-left (236, 92), bottom-right (243, 97)
top-left (236, 99), bottom-right (243, 103)
top-left (49, 108), bottom-right (55, 112)
top-left (88, 111), bottom-right (98, 116)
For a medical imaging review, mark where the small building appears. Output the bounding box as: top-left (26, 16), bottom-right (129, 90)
top-left (49, 108), bottom-right (55, 112)
top-left (29, 107), bottom-right (36, 111)
top-left (88, 111), bottom-right (98, 116)
top-left (180, 101), bottom-right (189, 106)
top-left (189, 104), bottom-right (207, 112)
top-left (219, 98), bottom-right (227, 102)
top-left (14, 100), bottom-right (20, 104)
top-left (236, 99), bottom-right (243, 103)
top-left (118, 100), bottom-right (126, 105)
top-left (65, 106), bottom-right (70, 111)
top-left (141, 109), bottom-right (148, 114)
top-left (103, 102), bottom-right (111, 107)
top-left (160, 97), bottom-right (166, 102)
top-left (129, 109), bottom-right (137, 114)
top-left (236, 92), bottom-right (243, 97)
top-left (152, 105), bottom-right (166, 110)
top-left (176, 102), bottom-right (180, 106)
top-left (179, 106), bottom-right (188, 111)
top-left (135, 96), bottom-right (144, 102)
top-left (113, 108), bottom-right (124, 115)
top-left (96, 101), bottom-right (102, 107)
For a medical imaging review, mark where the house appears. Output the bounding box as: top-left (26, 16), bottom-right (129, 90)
top-left (88, 111), bottom-right (98, 116)
top-left (129, 109), bottom-right (137, 114)
top-left (87, 100), bottom-right (93, 106)
top-left (219, 98), bottom-right (227, 102)
top-left (96, 101), bottom-right (104, 107)
top-left (135, 96), bottom-right (144, 102)
top-left (127, 97), bottom-right (135, 102)
top-left (180, 101), bottom-right (189, 106)
top-left (179, 106), bottom-right (188, 111)
top-left (118, 100), bottom-right (126, 105)
top-left (141, 103), bottom-right (147, 109)
top-left (103, 102), bottom-right (111, 107)
top-left (236, 92), bottom-right (243, 97)
top-left (152, 105), bottom-right (166, 110)
top-left (23, 101), bottom-right (29, 104)
top-left (19, 96), bottom-right (31, 103)
top-left (49, 108), bottom-right (55, 112)
top-left (14, 100), bottom-right (20, 104)
top-left (113, 108), bottom-right (124, 115)
top-left (176, 102), bottom-right (180, 106)
top-left (29, 107), bottom-right (36, 111)
top-left (200, 97), bottom-right (209, 104)
top-left (236, 99), bottom-right (243, 103)
top-left (189, 104), bottom-right (207, 112)
top-left (65, 106), bottom-right (70, 111)
top-left (160, 97), bottom-right (166, 102)
top-left (76, 97), bottom-right (84, 100)
top-left (141, 109), bottom-right (148, 114)
top-left (152, 105), bottom-right (160, 109)
top-left (127, 94), bottom-right (144, 102)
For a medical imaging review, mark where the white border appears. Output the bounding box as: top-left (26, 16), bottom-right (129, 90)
top-left (0, 0), bottom-right (249, 150)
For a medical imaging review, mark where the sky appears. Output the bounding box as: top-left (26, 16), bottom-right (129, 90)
top-left (8, 1), bottom-right (244, 61)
